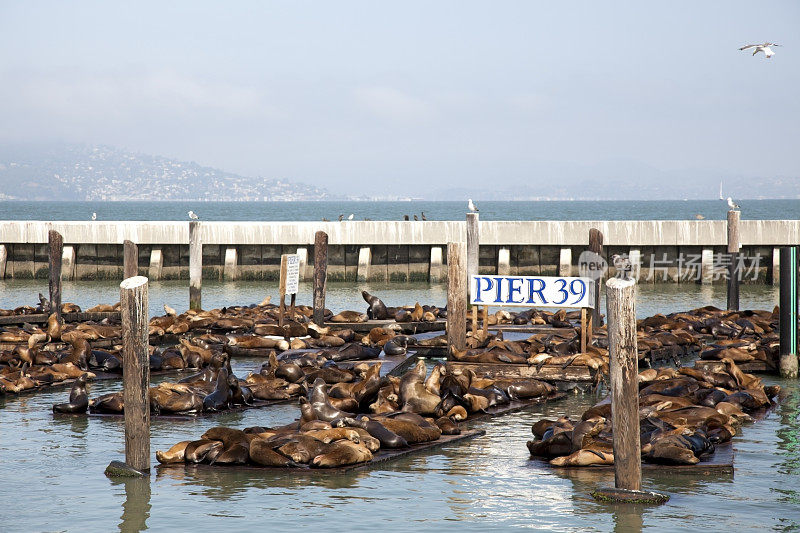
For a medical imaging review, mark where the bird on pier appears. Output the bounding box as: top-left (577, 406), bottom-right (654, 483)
top-left (188, 211), bottom-right (199, 220)
top-left (338, 214), bottom-right (344, 221)
top-left (403, 215), bottom-right (409, 221)
top-left (468, 199), bottom-right (479, 212)
top-left (91, 212), bottom-right (97, 221)
top-left (727, 197), bottom-right (740, 210)
top-left (739, 42), bottom-right (781, 58)
top-left (322, 217), bottom-right (329, 222)
top-left (421, 211), bottom-right (427, 221)
top-left (413, 214), bottom-right (418, 221)
top-left (347, 213), bottom-right (354, 221)
top-left (695, 214), bottom-right (705, 220)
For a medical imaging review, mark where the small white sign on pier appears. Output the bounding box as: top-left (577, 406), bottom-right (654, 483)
top-left (283, 254), bottom-right (300, 296)
top-left (470, 275), bottom-right (595, 308)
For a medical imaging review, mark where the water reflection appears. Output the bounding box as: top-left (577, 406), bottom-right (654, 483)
top-left (612, 505), bottom-right (644, 533)
top-left (155, 463), bottom-right (369, 498)
top-left (51, 412), bottom-right (90, 436)
top-left (111, 476), bottom-right (151, 533)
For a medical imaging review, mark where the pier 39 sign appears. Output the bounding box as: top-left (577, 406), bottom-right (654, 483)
top-left (470, 275), bottom-right (595, 309)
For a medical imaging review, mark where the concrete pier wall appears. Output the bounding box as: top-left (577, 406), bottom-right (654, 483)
top-left (1, 220), bottom-right (797, 283)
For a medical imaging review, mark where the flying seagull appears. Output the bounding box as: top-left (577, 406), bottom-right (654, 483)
top-left (91, 212), bottom-right (97, 221)
top-left (739, 42), bottom-right (781, 58)
top-left (188, 210), bottom-right (199, 220)
top-left (727, 197), bottom-right (740, 210)
top-left (468, 199), bottom-right (479, 212)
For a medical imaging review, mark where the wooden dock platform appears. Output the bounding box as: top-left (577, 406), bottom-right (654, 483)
top-left (0, 311), bottom-right (120, 326)
top-left (155, 428), bottom-right (486, 474)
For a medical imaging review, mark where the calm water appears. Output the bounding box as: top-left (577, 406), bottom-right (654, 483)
top-left (1, 199), bottom-right (800, 221)
top-left (1, 282), bottom-right (799, 531)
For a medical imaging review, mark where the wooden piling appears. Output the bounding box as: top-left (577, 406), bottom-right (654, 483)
top-left (779, 247), bottom-right (798, 378)
top-left (313, 231), bottom-right (329, 326)
top-left (189, 221), bottom-right (202, 311)
top-left (123, 240), bottom-right (138, 279)
top-left (447, 242), bottom-right (467, 351)
top-left (589, 228), bottom-right (603, 327)
top-left (727, 210), bottom-right (740, 311)
top-left (279, 254), bottom-right (288, 327)
top-left (466, 213), bottom-right (479, 286)
top-left (48, 230), bottom-right (63, 320)
top-left (120, 276), bottom-right (150, 473)
top-left (606, 276), bottom-right (640, 491)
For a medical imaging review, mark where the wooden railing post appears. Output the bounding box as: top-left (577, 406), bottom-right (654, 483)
top-left (123, 240), bottom-right (138, 279)
top-left (606, 276), bottom-right (640, 491)
top-left (727, 210), bottom-right (740, 311)
top-left (189, 221), bottom-right (202, 311)
top-left (48, 230), bottom-right (63, 320)
top-left (589, 228), bottom-right (603, 327)
top-left (121, 276), bottom-right (150, 473)
top-left (313, 231), bottom-right (329, 326)
top-left (447, 242), bottom-right (467, 351)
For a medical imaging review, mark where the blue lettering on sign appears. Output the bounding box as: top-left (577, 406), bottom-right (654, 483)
top-left (494, 277), bottom-right (504, 303)
top-left (507, 277), bottom-right (523, 304)
top-left (474, 276), bottom-right (494, 303)
top-left (526, 278), bottom-right (548, 304)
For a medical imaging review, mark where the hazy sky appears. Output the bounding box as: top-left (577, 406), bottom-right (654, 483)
top-left (0, 1), bottom-right (797, 194)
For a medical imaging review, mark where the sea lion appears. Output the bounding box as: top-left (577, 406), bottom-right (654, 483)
top-left (399, 360), bottom-right (442, 415)
top-left (60, 338), bottom-right (91, 370)
top-left (202, 368), bottom-right (233, 411)
top-left (308, 378), bottom-right (355, 422)
top-left (311, 440), bottom-right (373, 468)
top-left (249, 438), bottom-right (295, 467)
top-left (435, 416), bottom-right (461, 435)
top-left (341, 417), bottom-right (408, 448)
top-left (329, 311), bottom-right (368, 323)
top-left (277, 435), bottom-right (330, 463)
top-left (52, 373), bottom-right (90, 413)
top-left (156, 441), bottom-right (191, 464)
top-left (362, 291), bottom-right (390, 320)
top-left (550, 448), bottom-right (614, 467)
top-left (88, 350), bottom-right (121, 373)
top-left (184, 439), bottom-right (224, 464)
top-left (90, 392), bottom-right (125, 413)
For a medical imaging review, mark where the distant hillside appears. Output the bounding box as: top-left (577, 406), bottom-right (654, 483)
top-left (0, 144), bottom-right (332, 201)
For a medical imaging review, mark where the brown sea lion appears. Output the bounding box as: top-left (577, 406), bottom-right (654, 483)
top-left (249, 438), bottom-right (295, 467)
top-left (311, 440), bottom-right (373, 468)
top-left (156, 441), bottom-right (191, 464)
top-left (184, 439), bottom-right (224, 463)
top-left (329, 311), bottom-right (368, 323)
top-left (550, 448), bottom-right (614, 467)
top-left (362, 291), bottom-right (390, 320)
top-left (52, 373), bottom-right (90, 413)
top-left (399, 360), bottom-right (442, 415)
top-left (278, 435), bottom-right (330, 463)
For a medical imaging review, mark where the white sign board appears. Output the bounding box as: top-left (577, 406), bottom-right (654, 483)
top-left (284, 254), bottom-right (300, 295)
top-left (470, 275), bottom-right (595, 308)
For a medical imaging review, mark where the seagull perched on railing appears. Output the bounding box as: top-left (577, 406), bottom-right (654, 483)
top-left (91, 212), bottom-right (97, 221)
top-left (468, 199), bottom-right (479, 212)
top-left (739, 42), bottom-right (781, 58)
top-left (188, 210), bottom-right (199, 220)
top-left (727, 197), bottom-right (740, 210)
top-left (347, 213), bottom-right (354, 221)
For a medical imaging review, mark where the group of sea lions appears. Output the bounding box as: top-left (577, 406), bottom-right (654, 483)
top-left (527, 358), bottom-right (780, 467)
top-left (155, 357), bottom-right (561, 468)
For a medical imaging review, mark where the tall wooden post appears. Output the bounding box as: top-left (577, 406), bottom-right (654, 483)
top-left (123, 240), bottom-right (138, 279)
top-left (120, 276), bottom-right (150, 472)
top-left (727, 210), bottom-right (740, 311)
top-left (48, 230), bottom-right (63, 320)
top-left (447, 242), bottom-right (467, 351)
top-left (313, 231), bottom-right (329, 326)
top-left (279, 254), bottom-right (288, 327)
top-left (589, 228), bottom-right (604, 327)
top-left (466, 213), bottom-right (479, 288)
top-left (780, 246), bottom-right (798, 378)
top-left (606, 276), bottom-right (640, 491)
top-left (189, 221), bottom-right (202, 311)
